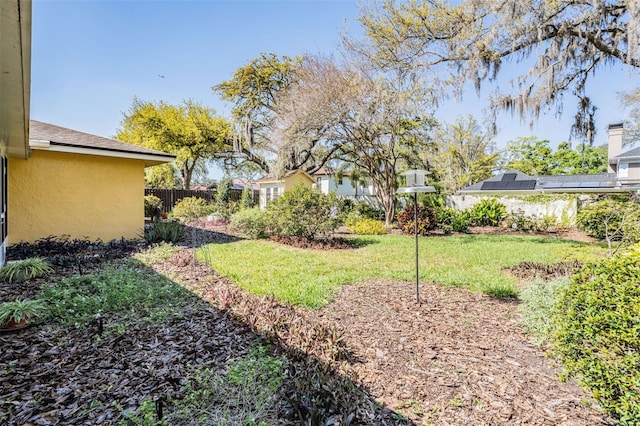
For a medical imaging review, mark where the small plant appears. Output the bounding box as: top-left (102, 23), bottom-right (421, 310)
top-left (519, 278), bottom-right (569, 346)
top-left (0, 257), bottom-right (53, 283)
top-left (133, 242), bottom-right (180, 266)
top-left (396, 204), bottom-right (436, 236)
top-left (229, 207), bottom-right (269, 239)
top-left (171, 197), bottom-right (211, 221)
top-left (0, 298), bottom-right (47, 327)
top-left (576, 197), bottom-right (640, 255)
top-left (471, 198), bottom-right (506, 227)
top-left (144, 195), bottom-right (163, 219)
top-left (240, 186), bottom-right (255, 210)
top-left (436, 208), bottom-right (471, 233)
top-left (143, 221), bottom-right (185, 243)
top-left (346, 217), bottom-right (386, 235)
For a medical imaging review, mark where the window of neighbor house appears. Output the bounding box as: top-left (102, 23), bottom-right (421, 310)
top-left (265, 187), bottom-right (272, 203)
top-left (337, 177), bottom-right (343, 185)
top-left (273, 187), bottom-right (279, 200)
top-left (317, 177), bottom-right (321, 184)
top-left (619, 162), bottom-right (629, 178)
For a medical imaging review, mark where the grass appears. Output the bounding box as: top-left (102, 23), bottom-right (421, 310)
top-left (198, 234), bottom-right (603, 308)
top-left (519, 277), bottom-right (570, 346)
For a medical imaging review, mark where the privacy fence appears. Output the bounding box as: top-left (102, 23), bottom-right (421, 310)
top-left (145, 188), bottom-right (257, 213)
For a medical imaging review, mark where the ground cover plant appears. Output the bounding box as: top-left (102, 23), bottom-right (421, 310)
top-left (198, 233), bottom-right (602, 307)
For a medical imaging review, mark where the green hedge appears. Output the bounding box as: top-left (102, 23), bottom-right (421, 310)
top-left (552, 248), bottom-right (640, 423)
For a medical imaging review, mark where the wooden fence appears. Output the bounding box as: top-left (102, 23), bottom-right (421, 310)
top-left (145, 188), bottom-right (257, 213)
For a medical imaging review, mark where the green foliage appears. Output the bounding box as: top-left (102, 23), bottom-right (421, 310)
top-left (0, 257), bottom-right (53, 283)
top-left (171, 196), bottom-right (212, 220)
top-left (144, 163), bottom-right (180, 189)
top-left (397, 204), bottom-right (436, 236)
top-left (214, 176), bottom-right (234, 217)
top-left (143, 195), bottom-right (163, 218)
top-left (0, 298), bottom-right (48, 325)
top-left (229, 207), bottom-right (270, 239)
top-left (117, 98), bottom-right (233, 189)
top-left (39, 267), bottom-right (190, 327)
top-left (240, 187), bottom-right (255, 209)
top-left (436, 207), bottom-right (471, 233)
top-left (133, 243), bottom-right (180, 266)
top-left (471, 198), bottom-right (506, 227)
top-left (352, 202), bottom-right (385, 221)
top-left (577, 197), bottom-right (640, 254)
top-left (266, 185), bottom-right (340, 240)
top-left (143, 221), bottom-right (185, 243)
top-left (552, 250), bottom-right (640, 423)
top-left (346, 218), bottom-right (387, 235)
top-left (519, 278), bottom-right (569, 346)
top-left (505, 209), bottom-right (556, 233)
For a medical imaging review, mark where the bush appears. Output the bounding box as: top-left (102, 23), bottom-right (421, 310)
top-left (471, 198), bottom-right (507, 227)
top-left (144, 221), bottom-right (185, 243)
top-left (266, 185), bottom-right (340, 240)
top-left (577, 198), bottom-right (640, 243)
top-left (144, 195), bottom-right (163, 218)
top-left (346, 218), bottom-right (386, 235)
top-left (436, 207), bottom-right (471, 233)
top-left (519, 278), bottom-right (569, 346)
top-left (240, 187), bottom-right (255, 210)
top-left (352, 203), bottom-right (384, 221)
top-left (396, 204), bottom-right (436, 236)
top-left (229, 207), bottom-right (270, 239)
top-left (552, 249), bottom-right (640, 422)
top-left (505, 209), bottom-right (557, 233)
top-left (172, 196), bottom-right (212, 221)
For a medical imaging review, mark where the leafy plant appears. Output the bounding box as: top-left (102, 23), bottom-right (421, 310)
top-left (471, 198), bottom-right (506, 227)
top-left (229, 207), bottom-right (269, 239)
top-left (133, 242), bottom-right (180, 266)
top-left (346, 217), bottom-right (387, 235)
top-left (215, 176), bottom-right (234, 218)
top-left (0, 298), bottom-right (47, 326)
top-left (519, 278), bottom-right (569, 346)
top-left (171, 196), bottom-right (212, 221)
top-left (266, 184), bottom-right (341, 240)
top-left (552, 248), bottom-right (640, 422)
top-left (577, 197), bottom-right (640, 255)
top-left (396, 204), bottom-right (436, 236)
top-left (143, 195), bottom-right (163, 219)
top-left (436, 207), bottom-right (471, 233)
top-left (143, 221), bottom-right (185, 243)
top-left (240, 186), bottom-right (255, 210)
top-left (0, 257), bottom-right (53, 283)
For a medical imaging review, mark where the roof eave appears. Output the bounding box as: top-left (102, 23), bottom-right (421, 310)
top-left (30, 141), bottom-right (175, 167)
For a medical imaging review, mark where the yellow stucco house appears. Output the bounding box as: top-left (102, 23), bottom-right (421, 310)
top-left (10, 120), bottom-right (175, 244)
top-left (256, 170), bottom-right (315, 209)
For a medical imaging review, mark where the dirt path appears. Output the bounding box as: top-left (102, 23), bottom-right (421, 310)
top-left (308, 280), bottom-right (610, 425)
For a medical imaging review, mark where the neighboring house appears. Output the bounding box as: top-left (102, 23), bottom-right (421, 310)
top-left (312, 167), bottom-right (375, 197)
top-left (10, 121), bottom-right (175, 244)
top-left (458, 123), bottom-right (639, 195)
top-left (256, 170), bottom-right (315, 209)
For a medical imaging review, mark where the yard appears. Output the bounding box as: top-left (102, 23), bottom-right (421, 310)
top-left (0, 224), bottom-right (612, 425)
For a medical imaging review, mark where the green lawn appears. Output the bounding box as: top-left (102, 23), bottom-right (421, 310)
top-left (197, 234), bottom-right (603, 308)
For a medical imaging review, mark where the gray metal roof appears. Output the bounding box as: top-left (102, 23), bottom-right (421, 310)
top-left (612, 146), bottom-right (640, 160)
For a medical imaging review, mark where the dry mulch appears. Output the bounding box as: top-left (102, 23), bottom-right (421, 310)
top-left (1, 224), bottom-right (612, 425)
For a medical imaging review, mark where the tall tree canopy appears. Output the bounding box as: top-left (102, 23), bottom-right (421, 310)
top-left (272, 55), bottom-right (435, 224)
top-left (359, 0), bottom-right (640, 144)
top-left (117, 99), bottom-right (233, 189)
top-left (213, 53), bottom-right (303, 172)
top-left (428, 115), bottom-right (498, 194)
top-left (500, 136), bottom-right (607, 175)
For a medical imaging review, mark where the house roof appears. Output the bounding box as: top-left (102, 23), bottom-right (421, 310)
top-left (256, 169), bottom-right (312, 183)
top-left (29, 120), bottom-right (175, 167)
top-left (611, 146), bottom-right (640, 162)
top-left (458, 170), bottom-right (631, 194)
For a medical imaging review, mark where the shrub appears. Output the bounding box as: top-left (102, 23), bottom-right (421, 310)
top-left (144, 221), bottom-right (185, 243)
top-left (266, 185), bottom-right (341, 240)
top-left (346, 218), bottom-right (386, 235)
top-left (396, 204), bottom-right (436, 236)
top-left (471, 198), bottom-right (507, 226)
top-left (172, 196), bottom-right (211, 221)
top-left (519, 278), bottom-right (569, 346)
top-left (352, 202), bottom-right (384, 221)
top-left (577, 198), bottom-right (640, 254)
top-left (436, 207), bottom-right (471, 233)
top-left (240, 187), bottom-right (255, 210)
top-left (229, 207), bottom-right (270, 239)
top-left (552, 249), bottom-right (640, 422)
top-left (144, 195), bottom-right (163, 218)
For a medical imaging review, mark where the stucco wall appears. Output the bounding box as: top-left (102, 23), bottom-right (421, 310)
top-left (447, 194), bottom-right (580, 224)
top-left (9, 150), bottom-right (144, 244)
top-left (283, 172), bottom-right (314, 191)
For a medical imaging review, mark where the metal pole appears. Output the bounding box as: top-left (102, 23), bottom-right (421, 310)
top-left (414, 191), bottom-right (419, 304)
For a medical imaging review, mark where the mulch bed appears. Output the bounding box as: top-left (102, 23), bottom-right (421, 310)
top-left (1, 224), bottom-right (611, 425)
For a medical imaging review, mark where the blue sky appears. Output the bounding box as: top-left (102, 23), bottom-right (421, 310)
top-left (32, 0), bottom-right (640, 176)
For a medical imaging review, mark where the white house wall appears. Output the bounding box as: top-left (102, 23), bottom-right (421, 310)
top-left (316, 175), bottom-right (374, 197)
